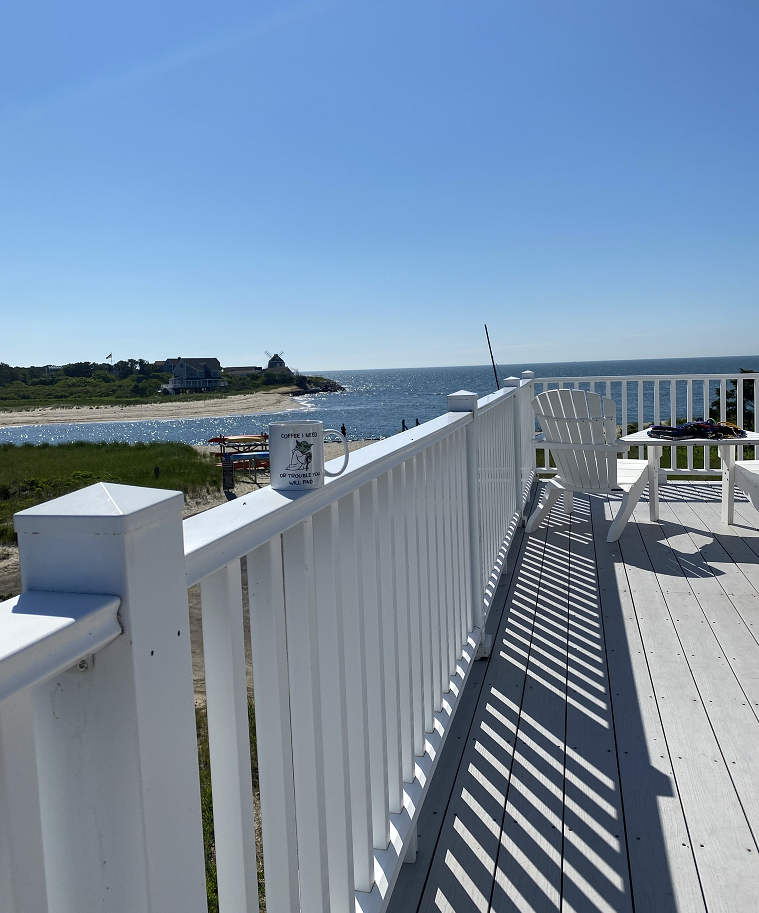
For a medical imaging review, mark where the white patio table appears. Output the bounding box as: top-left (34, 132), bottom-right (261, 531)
top-left (619, 429), bottom-right (759, 525)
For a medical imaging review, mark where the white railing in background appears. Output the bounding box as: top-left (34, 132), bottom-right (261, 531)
top-left (0, 375), bottom-right (535, 913)
top-left (534, 372), bottom-right (757, 475)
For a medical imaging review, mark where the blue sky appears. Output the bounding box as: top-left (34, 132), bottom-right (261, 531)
top-left (2, 0), bottom-right (757, 371)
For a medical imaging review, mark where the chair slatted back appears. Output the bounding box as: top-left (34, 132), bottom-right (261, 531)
top-left (533, 389), bottom-right (618, 491)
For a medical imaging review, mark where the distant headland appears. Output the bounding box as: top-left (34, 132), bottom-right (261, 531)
top-left (0, 353), bottom-right (345, 428)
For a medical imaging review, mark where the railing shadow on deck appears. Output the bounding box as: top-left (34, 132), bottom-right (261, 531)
top-left (394, 492), bottom-right (681, 913)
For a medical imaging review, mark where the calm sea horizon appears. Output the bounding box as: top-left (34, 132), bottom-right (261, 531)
top-left (2, 355), bottom-right (757, 446)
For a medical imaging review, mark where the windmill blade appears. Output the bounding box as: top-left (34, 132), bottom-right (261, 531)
top-left (265, 350), bottom-right (272, 359)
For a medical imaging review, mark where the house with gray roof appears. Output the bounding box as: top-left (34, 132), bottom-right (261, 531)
top-left (161, 357), bottom-right (227, 393)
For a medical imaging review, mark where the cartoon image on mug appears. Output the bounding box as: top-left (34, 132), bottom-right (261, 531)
top-left (286, 438), bottom-right (313, 472)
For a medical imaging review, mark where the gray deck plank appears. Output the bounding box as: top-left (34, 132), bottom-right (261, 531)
top-left (666, 483), bottom-right (759, 602)
top-left (391, 482), bottom-right (759, 913)
top-left (589, 493), bottom-right (705, 913)
top-left (489, 504), bottom-right (569, 913)
top-left (387, 492), bottom-right (539, 913)
top-left (560, 495), bottom-right (634, 913)
top-left (414, 495), bottom-right (553, 912)
top-left (659, 487), bottom-right (759, 713)
top-left (634, 501), bottom-right (759, 842)
top-left (683, 483), bottom-right (759, 590)
top-left (688, 480), bottom-right (759, 559)
top-left (619, 500), bottom-right (759, 912)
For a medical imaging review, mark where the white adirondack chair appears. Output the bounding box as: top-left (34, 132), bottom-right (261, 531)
top-left (526, 388), bottom-right (651, 542)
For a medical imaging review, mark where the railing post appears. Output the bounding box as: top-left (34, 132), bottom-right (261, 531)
top-left (0, 690), bottom-right (49, 913)
top-left (521, 370), bottom-right (536, 487)
top-left (447, 391), bottom-right (483, 631)
top-left (14, 482), bottom-right (207, 913)
top-left (503, 376), bottom-right (524, 526)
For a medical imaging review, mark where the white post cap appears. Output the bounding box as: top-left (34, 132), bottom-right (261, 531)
top-left (447, 390), bottom-right (479, 413)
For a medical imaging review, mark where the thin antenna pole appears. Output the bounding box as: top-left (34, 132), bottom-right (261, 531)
top-left (484, 324), bottom-right (500, 390)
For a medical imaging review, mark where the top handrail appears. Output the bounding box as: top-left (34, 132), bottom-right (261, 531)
top-left (184, 410), bottom-right (473, 587)
top-left (476, 384), bottom-right (518, 415)
top-left (535, 372), bottom-right (759, 383)
top-left (0, 591), bottom-right (121, 703)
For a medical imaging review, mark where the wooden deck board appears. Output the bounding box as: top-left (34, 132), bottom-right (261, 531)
top-left (681, 484), bottom-right (759, 590)
top-left (388, 482), bottom-right (759, 913)
top-left (416, 495), bottom-right (556, 912)
top-left (561, 496), bottom-right (633, 913)
top-left (390, 485), bottom-right (542, 913)
top-left (589, 493), bottom-right (705, 913)
top-left (620, 502), bottom-right (759, 912)
top-left (489, 508), bottom-right (568, 913)
top-left (658, 488), bottom-right (759, 712)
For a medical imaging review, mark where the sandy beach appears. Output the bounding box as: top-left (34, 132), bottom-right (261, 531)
top-left (0, 391), bottom-right (302, 428)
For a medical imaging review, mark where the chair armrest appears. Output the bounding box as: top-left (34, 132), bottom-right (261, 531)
top-left (531, 434), bottom-right (631, 453)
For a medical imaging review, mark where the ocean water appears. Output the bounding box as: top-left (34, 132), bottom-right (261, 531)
top-left (1, 355), bottom-right (756, 446)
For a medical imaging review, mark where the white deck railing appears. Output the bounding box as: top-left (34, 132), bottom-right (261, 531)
top-left (534, 371), bottom-right (757, 474)
top-left (5, 368), bottom-right (753, 911)
top-left (3, 368), bottom-right (756, 912)
top-left (0, 376), bottom-right (535, 913)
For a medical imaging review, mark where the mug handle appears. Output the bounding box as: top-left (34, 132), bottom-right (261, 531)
top-left (323, 429), bottom-right (350, 477)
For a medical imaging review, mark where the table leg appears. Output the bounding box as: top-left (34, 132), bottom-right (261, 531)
top-left (721, 445), bottom-right (735, 525)
top-left (648, 444), bottom-right (659, 521)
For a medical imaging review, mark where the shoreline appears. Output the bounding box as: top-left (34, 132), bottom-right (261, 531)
top-left (0, 392), bottom-right (304, 429)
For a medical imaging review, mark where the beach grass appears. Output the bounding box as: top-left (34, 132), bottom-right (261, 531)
top-left (0, 441), bottom-right (219, 544)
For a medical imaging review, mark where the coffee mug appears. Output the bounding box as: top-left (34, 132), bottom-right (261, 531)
top-left (269, 421), bottom-right (349, 492)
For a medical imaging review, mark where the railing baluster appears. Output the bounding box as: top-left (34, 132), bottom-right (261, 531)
top-left (720, 377), bottom-right (728, 475)
top-left (337, 493), bottom-right (374, 892)
top-left (721, 377), bottom-right (727, 422)
top-left (487, 407), bottom-right (503, 606)
top-left (377, 470), bottom-right (403, 813)
top-left (504, 378), bottom-right (523, 524)
top-left (521, 374), bottom-right (534, 503)
top-left (248, 539), bottom-right (300, 913)
top-left (200, 560), bottom-right (260, 913)
top-left (482, 414), bottom-right (492, 589)
top-left (311, 504), bottom-right (354, 908)
top-left (454, 429), bottom-right (469, 647)
top-left (404, 456), bottom-right (425, 759)
top-left (737, 377), bottom-right (744, 460)
top-left (417, 449), bottom-right (435, 731)
top-left (443, 434), bottom-right (458, 676)
top-left (701, 379), bottom-right (708, 469)
top-left (393, 462), bottom-right (416, 781)
top-left (427, 444), bottom-right (443, 713)
top-left (687, 379), bottom-right (694, 470)
top-left (670, 380), bottom-right (677, 474)
top-left (281, 519), bottom-right (331, 908)
top-left (437, 438), bottom-right (451, 686)
top-left (654, 380), bottom-right (660, 425)
top-left (359, 482), bottom-right (390, 849)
